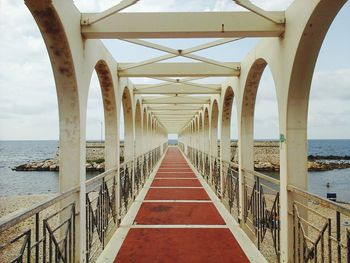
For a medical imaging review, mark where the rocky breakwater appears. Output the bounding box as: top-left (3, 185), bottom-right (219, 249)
top-left (307, 155), bottom-right (350, 171)
top-left (14, 158), bottom-right (106, 172)
top-left (15, 159), bottom-right (59, 171)
top-left (230, 141), bottom-right (350, 172)
top-left (13, 141), bottom-right (125, 172)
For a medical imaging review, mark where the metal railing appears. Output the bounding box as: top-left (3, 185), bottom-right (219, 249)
top-left (0, 187), bottom-right (79, 263)
top-left (0, 146), bottom-right (162, 263)
top-left (86, 168), bottom-right (117, 262)
top-left (163, 142), bottom-right (168, 152)
top-left (197, 150), bottom-right (203, 174)
top-left (243, 168), bottom-right (280, 262)
top-left (119, 158), bottom-right (133, 220)
top-left (211, 155), bottom-right (221, 196)
top-left (187, 146), bottom-right (194, 164)
top-left (180, 146), bottom-right (350, 262)
top-left (222, 160), bottom-right (240, 221)
top-left (203, 152), bottom-right (210, 182)
top-left (178, 142), bottom-right (184, 152)
top-left (288, 185), bottom-right (350, 262)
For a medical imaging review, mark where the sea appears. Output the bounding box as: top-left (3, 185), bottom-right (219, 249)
top-left (0, 140), bottom-right (350, 201)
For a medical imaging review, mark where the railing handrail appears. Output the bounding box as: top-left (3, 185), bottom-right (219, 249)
top-left (0, 186), bottom-right (79, 233)
top-left (288, 184), bottom-right (350, 217)
top-left (0, 159), bottom-right (132, 233)
top-left (242, 168), bottom-right (280, 185)
top-left (86, 166), bottom-right (118, 186)
top-left (121, 146), bottom-right (161, 166)
top-left (220, 158), bottom-right (239, 168)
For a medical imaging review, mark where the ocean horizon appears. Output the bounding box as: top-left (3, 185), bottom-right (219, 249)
top-left (0, 139), bottom-right (350, 200)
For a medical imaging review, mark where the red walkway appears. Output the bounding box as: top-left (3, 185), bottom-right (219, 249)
top-left (114, 147), bottom-right (249, 263)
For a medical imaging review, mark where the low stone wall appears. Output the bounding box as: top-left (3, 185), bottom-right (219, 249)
top-left (86, 141), bottom-right (124, 161)
top-left (14, 141), bottom-right (124, 172)
top-left (14, 141), bottom-right (350, 172)
top-left (229, 140), bottom-right (280, 165)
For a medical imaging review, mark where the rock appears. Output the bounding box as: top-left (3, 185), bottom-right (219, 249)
top-left (49, 164), bottom-right (57, 171)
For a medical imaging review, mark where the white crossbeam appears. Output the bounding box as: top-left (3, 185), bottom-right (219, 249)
top-left (118, 62), bottom-right (240, 77)
top-left (233, 0), bottom-right (285, 24)
top-left (81, 12), bottom-right (285, 39)
top-left (119, 38), bottom-right (241, 70)
top-left (81, 0), bottom-right (140, 25)
top-left (134, 84), bottom-right (220, 94)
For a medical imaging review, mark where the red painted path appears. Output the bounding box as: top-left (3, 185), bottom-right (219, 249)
top-left (114, 147), bottom-right (249, 263)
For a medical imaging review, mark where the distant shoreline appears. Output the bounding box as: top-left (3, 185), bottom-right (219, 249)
top-left (12, 154), bottom-right (350, 172)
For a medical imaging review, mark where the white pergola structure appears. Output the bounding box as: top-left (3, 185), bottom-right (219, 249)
top-left (22, 0), bottom-right (347, 262)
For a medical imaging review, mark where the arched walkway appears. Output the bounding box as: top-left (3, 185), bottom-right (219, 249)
top-left (1, 1), bottom-right (348, 263)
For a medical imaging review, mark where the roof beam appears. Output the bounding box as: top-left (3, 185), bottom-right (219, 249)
top-left (147, 77), bottom-right (220, 90)
top-left (154, 115), bottom-right (195, 120)
top-left (157, 119), bottom-right (193, 121)
top-left (134, 84), bottom-right (220, 94)
top-left (154, 112), bottom-right (196, 115)
top-left (118, 62), bottom-right (240, 77)
top-left (135, 83), bottom-right (220, 90)
top-left (233, 0), bottom-right (285, 24)
top-left (144, 101), bottom-right (208, 105)
top-left (81, 0), bottom-right (139, 25)
top-left (148, 105), bottom-right (202, 110)
top-left (81, 12), bottom-right (285, 39)
top-left (150, 108), bottom-right (200, 112)
top-left (120, 38), bottom-right (241, 70)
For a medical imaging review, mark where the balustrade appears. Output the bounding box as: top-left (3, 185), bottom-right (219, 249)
top-left (0, 146), bottom-right (162, 263)
top-left (288, 185), bottom-right (350, 262)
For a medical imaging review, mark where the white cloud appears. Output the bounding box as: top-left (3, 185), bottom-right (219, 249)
top-left (0, 0), bottom-right (349, 141)
top-left (73, 0), bottom-right (293, 12)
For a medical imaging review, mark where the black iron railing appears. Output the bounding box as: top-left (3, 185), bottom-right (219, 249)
top-left (222, 160), bottom-right (240, 221)
top-left (86, 168), bottom-right (117, 262)
top-left (203, 152), bottom-right (210, 182)
top-left (243, 169), bottom-right (280, 262)
top-left (0, 146), bottom-right (163, 263)
top-left (180, 145), bottom-right (350, 262)
top-left (0, 187), bottom-right (78, 263)
top-left (178, 142), bottom-right (184, 152)
top-left (288, 185), bottom-right (350, 262)
top-left (211, 155), bottom-right (221, 196)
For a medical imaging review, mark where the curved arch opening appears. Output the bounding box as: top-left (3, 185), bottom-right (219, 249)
top-left (221, 87), bottom-right (235, 163)
top-left (211, 100), bottom-right (219, 158)
top-left (120, 87), bottom-right (133, 163)
top-left (147, 113), bottom-right (152, 151)
top-left (253, 65), bottom-right (279, 176)
top-left (241, 61), bottom-right (280, 262)
top-left (307, 5), bottom-right (350, 200)
top-left (203, 108), bottom-right (210, 154)
top-left (135, 100), bottom-right (142, 157)
top-left (86, 70), bottom-right (105, 177)
top-left (142, 108), bottom-right (148, 154)
top-left (198, 112), bottom-right (203, 170)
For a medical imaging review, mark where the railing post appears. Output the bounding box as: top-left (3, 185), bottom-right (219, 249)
top-left (219, 156), bottom-right (223, 199)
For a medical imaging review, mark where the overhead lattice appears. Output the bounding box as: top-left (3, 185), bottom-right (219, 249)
top-left (79, 0), bottom-right (285, 133)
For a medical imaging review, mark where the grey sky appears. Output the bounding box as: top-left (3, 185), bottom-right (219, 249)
top-left (0, 0), bottom-right (349, 140)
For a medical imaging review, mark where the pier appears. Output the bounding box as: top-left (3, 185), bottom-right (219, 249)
top-left (0, 0), bottom-right (349, 262)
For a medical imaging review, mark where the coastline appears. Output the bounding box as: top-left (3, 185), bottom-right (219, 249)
top-left (9, 140), bottom-right (350, 172)
top-left (12, 156), bottom-right (350, 172)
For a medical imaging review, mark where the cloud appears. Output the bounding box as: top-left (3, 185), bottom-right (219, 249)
top-left (0, 0), bottom-right (349, 141)
top-left (310, 69), bottom-right (350, 100)
top-left (73, 0), bottom-right (293, 12)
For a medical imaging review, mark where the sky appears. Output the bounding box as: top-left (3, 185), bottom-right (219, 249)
top-left (0, 0), bottom-right (349, 141)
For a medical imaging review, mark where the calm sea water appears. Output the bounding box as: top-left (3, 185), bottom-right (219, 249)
top-left (0, 140), bottom-right (349, 200)
top-left (0, 141), bottom-right (98, 197)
